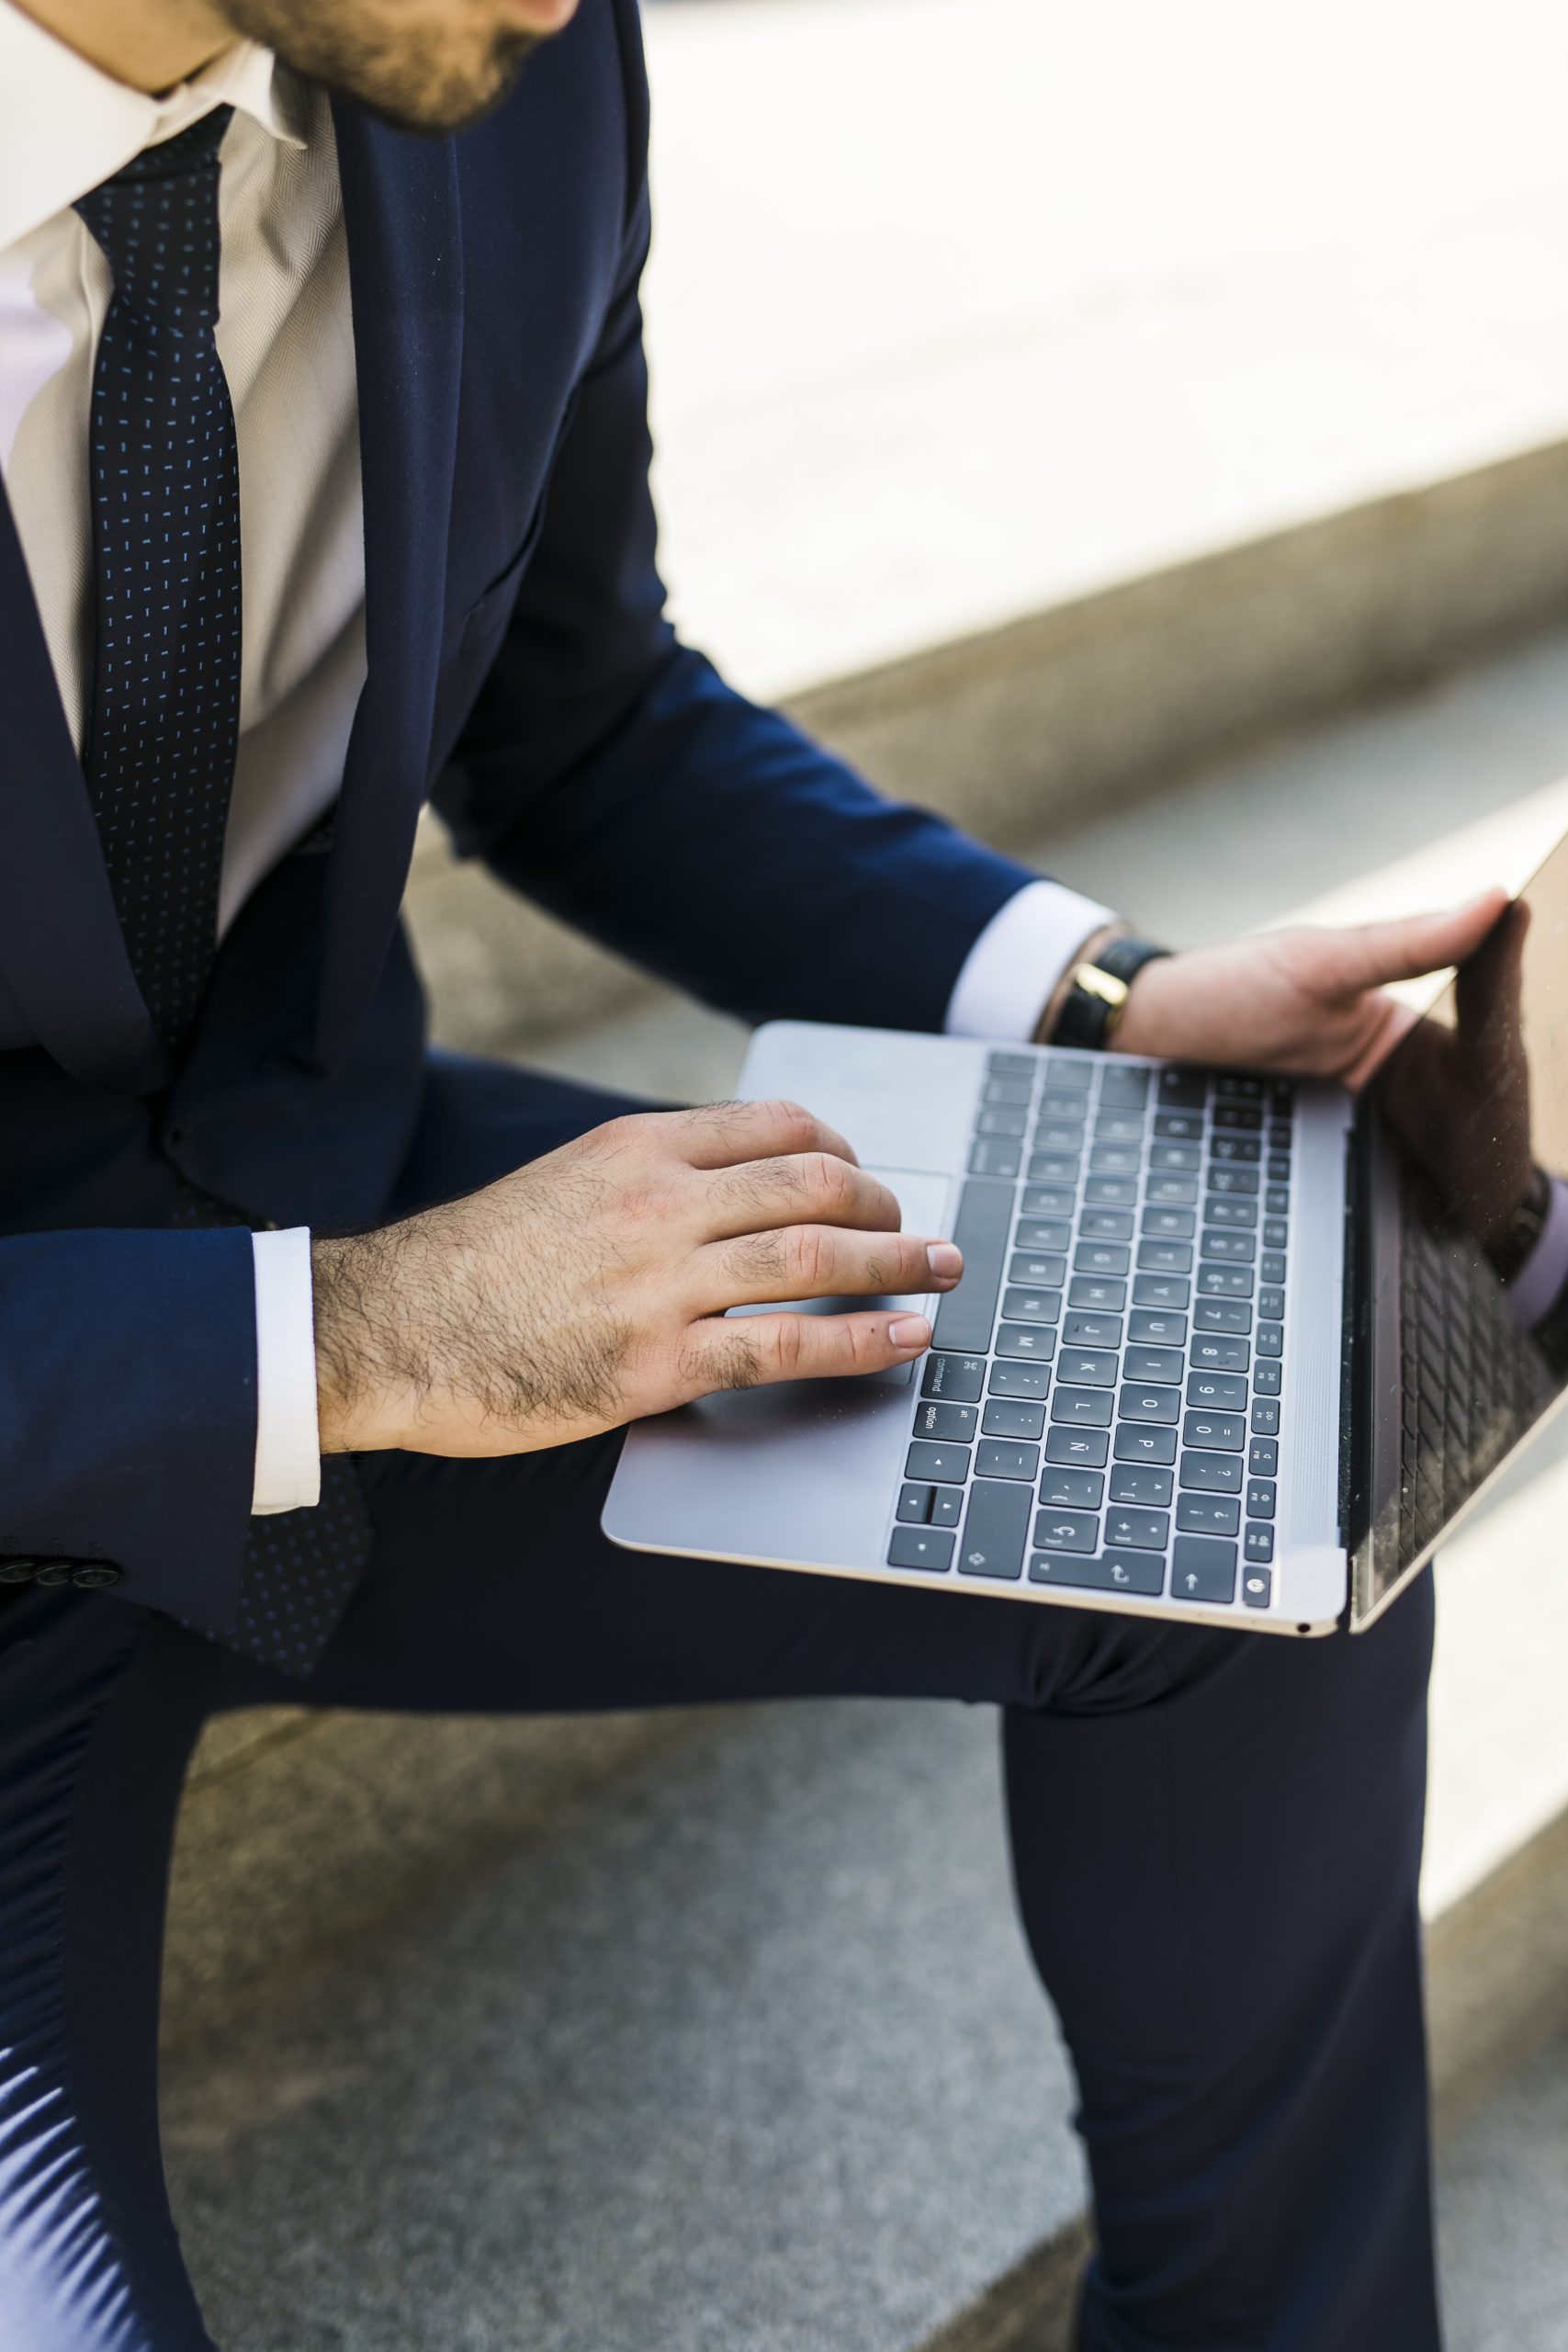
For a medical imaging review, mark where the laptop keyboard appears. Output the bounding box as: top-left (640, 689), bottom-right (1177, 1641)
top-left (886, 1049), bottom-right (1295, 1611)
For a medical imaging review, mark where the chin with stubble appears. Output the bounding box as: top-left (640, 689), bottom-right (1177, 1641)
top-left (217, 0), bottom-right (581, 131)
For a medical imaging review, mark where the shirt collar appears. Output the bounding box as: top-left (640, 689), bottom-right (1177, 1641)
top-left (0, 1), bottom-right (306, 252)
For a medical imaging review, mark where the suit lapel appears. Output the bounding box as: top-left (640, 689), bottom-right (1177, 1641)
top-left (314, 104), bottom-right (465, 1069)
top-left (0, 481), bottom-right (165, 1093)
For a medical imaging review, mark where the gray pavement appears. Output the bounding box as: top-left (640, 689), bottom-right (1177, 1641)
top-left (1439, 2017), bottom-right (1568, 2352)
top-left (164, 625), bottom-right (1568, 2349)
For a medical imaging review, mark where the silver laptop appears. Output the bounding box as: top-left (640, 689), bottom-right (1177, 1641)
top-left (605, 849), bottom-right (1568, 1635)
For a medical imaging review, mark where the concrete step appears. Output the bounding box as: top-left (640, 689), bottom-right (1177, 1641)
top-left (161, 626), bottom-right (1568, 2348)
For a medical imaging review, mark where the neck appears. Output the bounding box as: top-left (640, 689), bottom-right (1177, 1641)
top-left (12, 0), bottom-right (233, 92)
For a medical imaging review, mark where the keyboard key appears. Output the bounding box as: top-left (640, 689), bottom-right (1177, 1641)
top-left (1246, 1478), bottom-right (1277, 1519)
top-left (1017, 1218), bottom-right (1071, 1252)
top-left (1029, 1153), bottom-right (1081, 1185)
top-left (1094, 1114), bottom-right (1145, 1146)
top-left (1201, 1233), bottom-right (1256, 1267)
top-left (1009, 1251), bottom-right (1067, 1289)
top-left (1058, 1347), bottom-right (1119, 1388)
top-left (1198, 1263), bottom-right (1253, 1297)
top-left (1153, 1110), bottom-right (1203, 1142)
top-left (922, 1353), bottom-right (986, 1404)
top-left (1170, 1536), bottom-right (1238, 1603)
top-left (1190, 1334), bottom-right (1250, 1374)
top-left (1043, 1056), bottom-right (1092, 1090)
top-left (1084, 1175), bottom-right (1138, 1208)
top-left (1124, 1345), bottom-right (1183, 1384)
top-left (1268, 1079), bottom-right (1295, 1113)
top-left (1030, 1549), bottom-right (1166, 1596)
top-left (1100, 1067), bottom-right (1151, 1107)
top-left (907, 1440), bottom-right (971, 1485)
top-left (1104, 1507), bottom-right (1169, 1551)
top-left (1132, 1274), bottom-right (1190, 1311)
top-left (1216, 1074), bottom-right (1265, 1100)
top-left (897, 1483), bottom-right (934, 1523)
top-left (1044, 1426), bottom-right (1110, 1467)
top-left (1039, 1464), bottom-right (1104, 1508)
top-left (1033, 1121), bottom-right (1087, 1154)
top-left (1129, 1308), bottom-right (1188, 1348)
top-left (1254, 1361), bottom-right (1282, 1396)
top-left (958, 1480), bottom-right (1032, 1580)
top-left (1002, 1285), bottom-right (1062, 1324)
top-left (1032, 1509), bottom-right (1098, 1554)
top-left (1145, 1174), bottom-right (1198, 1207)
top-left (1090, 1146), bottom-right (1141, 1177)
top-left (1257, 1323), bottom-right (1284, 1359)
top-left (1177, 1493), bottom-right (1241, 1536)
top-left (1156, 1067), bottom-right (1207, 1109)
top-left (1214, 1103), bottom-right (1263, 1130)
top-left (983, 1398), bottom-right (1045, 1441)
top-left (912, 1400), bottom-right (978, 1442)
top-left (1195, 1299), bottom-right (1252, 1332)
top-left (1260, 1251), bottom-right (1287, 1285)
top-left (976, 1107), bottom-right (1027, 1138)
top-left (1143, 1208), bottom-right (1196, 1240)
top-left (888, 1526), bottom-right (954, 1573)
top-left (1258, 1287), bottom-right (1286, 1321)
top-left (1064, 1312), bottom-right (1123, 1350)
top-left (1205, 1196), bottom-right (1257, 1228)
top-left (1183, 1409), bottom-right (1246, 1452)
top-left (1052, 1385), bottom-right (1114, 1427)
top-left (977, 1439), bottom-right (1041, 1482)
top-left (1137, 1239), bottom-right (1192, 1274)
top-left (1242, 1564), bottom-right (1274, 1607)
top-left (1211, 1134), bottom-right (1261, 1163)
top-left (1022, 1185), bottom-right (1076, 1218)
top-left (1068, 1275), bottom-right (1127, 1311)
top-left (1249, 1398), bottom-right (1280, 1435)
top-left (1040, 1090), bottom-right (1089, 1122)
top-left (1119, 1383), bottom-right (1180, 1425)
top-left (968, 1138), bottom-right (1021, 1178)
top-left (989, 1359), bottom-right (1051, 1398)
top-left (1081, 1209), bottom-right (1134, 1242)
top-left (1269, 1119), bottom-right (1292, 1151)
top-left (1187, 1371), bottom-right (1247, 1410)
top-left (1208, 1167), bottom-right (1259, 1197)
top-left (932, 1180), bottom-right (1013, 1354)
top-left (1113, 1423), bottom-right (1178, 1465)
top-left (1263, 1218), bottom-right (1290, 1250)
top-left (931, 1489), bottom-right (963, 1526)
top-left (1180, 1450), bottom-right (1244, 1494)
top-left (1076, 1241), bottom-right (1131, 1277)
top-left (1265, 1187), bottom-right (1291, 1218)
top-left (1244, 1524), bottom-right (1275, 1566)
top-left (982, 1077), bottom-right (1032, 1106)
top-left (1150, 1142), bottom-right (1201, 1173)
top-left (1109, 1464), bottom-right (1173, 1506)
top-left (1267, 1156), bottom-right (1292, 1184)
top-left (997, 1322), bottom-right (1057, 1361)
top-left (987, 1051), bottom-right (1035, 1076)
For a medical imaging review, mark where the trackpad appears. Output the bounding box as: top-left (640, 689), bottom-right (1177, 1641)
top-left (725, 1168), bottom-right (953, 1386)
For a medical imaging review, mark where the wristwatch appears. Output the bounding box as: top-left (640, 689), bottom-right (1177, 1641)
top-left (1049, 933), bottom-right (1172, 1052)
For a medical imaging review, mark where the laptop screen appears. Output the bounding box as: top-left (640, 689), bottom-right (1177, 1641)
top-left (1360, 849), bottom-right (1568, 1611)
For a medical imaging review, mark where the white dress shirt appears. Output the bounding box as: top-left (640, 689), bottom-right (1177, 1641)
top-left (0, 0), bottom-right (1111, 1515)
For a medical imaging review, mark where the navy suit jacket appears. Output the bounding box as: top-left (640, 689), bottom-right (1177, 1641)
top-left (0, 0), bottom-right (1036, 1639)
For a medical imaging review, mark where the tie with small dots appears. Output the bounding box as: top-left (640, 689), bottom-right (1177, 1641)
top-left (77, 114), bottom-right (374, 1679)
top-left (75, 106), bottom-right (242, 1051)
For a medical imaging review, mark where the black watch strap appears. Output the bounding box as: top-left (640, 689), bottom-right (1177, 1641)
top-left (1050, 934), bottom-right (1172, 1051)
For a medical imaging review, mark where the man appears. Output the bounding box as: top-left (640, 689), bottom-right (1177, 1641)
top-left (0, 0), bottom-right (1502, 2343)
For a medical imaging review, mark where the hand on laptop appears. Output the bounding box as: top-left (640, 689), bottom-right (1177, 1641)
top-left (312, 1099), bottom-right (960, 1458)
top-left (1111, 888), bottom-right (1509, 1090)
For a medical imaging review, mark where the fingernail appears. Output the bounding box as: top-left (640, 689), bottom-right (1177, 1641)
top-left (926, 1241), bottom-right (963, 1281)
top-left (889, 1316), bottom-right (931, 1351)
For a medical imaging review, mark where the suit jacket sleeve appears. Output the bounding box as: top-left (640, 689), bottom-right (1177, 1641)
top-left (435, 7), bottom-right (1039, 1038)
top-left (0, 1225), bottom-right (258, 1621)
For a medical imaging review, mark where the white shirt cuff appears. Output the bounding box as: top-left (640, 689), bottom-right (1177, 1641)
top-left (944, 879), bottom-right (1118, 1042)
top-left (1507, 1176), bottom-right (1568, 1330)
top-left (250, 1227), bottom-right (322, 1514)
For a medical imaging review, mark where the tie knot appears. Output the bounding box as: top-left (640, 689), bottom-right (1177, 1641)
top-left (73, 104), bottom-right (233, 321)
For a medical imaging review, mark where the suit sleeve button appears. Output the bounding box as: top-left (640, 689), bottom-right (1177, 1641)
top-left (0, 1560), bottom-right (40, 1584)
top-left (71, 1564), bottom-right (122, 1589)
top-left (33, 1561), bottom-right (77, 1587)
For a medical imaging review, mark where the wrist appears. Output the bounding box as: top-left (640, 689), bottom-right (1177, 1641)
top-left (312, 1231), bottom-right (408, 1455)
top-left (1111, 951), bottom-right (1183, 1057)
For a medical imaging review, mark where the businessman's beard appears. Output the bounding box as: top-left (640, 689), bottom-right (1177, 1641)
top-left (217, 0), bottom-right (553, 133)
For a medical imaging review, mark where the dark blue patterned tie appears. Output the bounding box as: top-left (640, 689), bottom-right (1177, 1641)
top-left (77, 114), bottom-right (373, 1678)
top-left (75, 107), bottom-right (242, 1050)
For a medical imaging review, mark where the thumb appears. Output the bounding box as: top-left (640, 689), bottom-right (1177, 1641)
top-left (1319, 889), bottom-right (1510, 995)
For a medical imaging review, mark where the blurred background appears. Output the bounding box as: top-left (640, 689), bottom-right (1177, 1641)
top-left (167, 6), bottom-right (1568, 2346)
